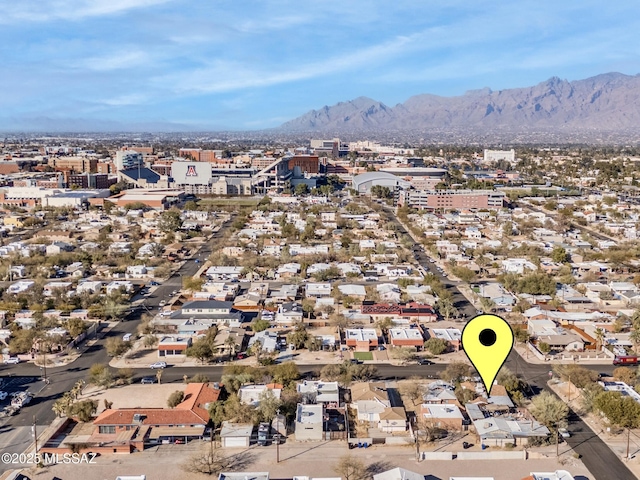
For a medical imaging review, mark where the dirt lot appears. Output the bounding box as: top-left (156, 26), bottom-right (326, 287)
top-left (15, 439), bottom-right (593, 480)
top-left (79, 384), bottom-right (185, 414)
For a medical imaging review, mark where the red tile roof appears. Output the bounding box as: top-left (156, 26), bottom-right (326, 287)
top-left (176, 383), bottom-right (222, 423)
top-left (94, 383), bottom-right (222, 426)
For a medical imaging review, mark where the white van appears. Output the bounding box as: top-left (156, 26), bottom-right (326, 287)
top-left (123, 333), bottom-right (132, 342)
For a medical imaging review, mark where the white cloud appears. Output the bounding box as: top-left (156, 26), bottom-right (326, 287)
top-left (160, 33), bottom-right (422, 94)
top-left (0, 0), bottom-right (174, 23)
top-left (100, 93), bottom-right (148, 106)
top-left (83, 50), bottom-right (151, 71)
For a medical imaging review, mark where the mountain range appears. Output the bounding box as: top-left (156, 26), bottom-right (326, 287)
top-left (278, 73), bottom-right (640, 134)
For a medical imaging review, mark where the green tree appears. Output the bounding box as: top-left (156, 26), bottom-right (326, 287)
top-left (168, 390), bottom-right (185, 408)
top-left (271, 362), bottom-right (300, 387)
top-left (513, 326), bottom-right (531, 343)
top-left (440, 362), bottom-right (472, 384)
top-left (287, 323), bottom-right (310, 349)
top-left (67, 399), bottom-right (98, 422)
top-left (158, 209), bottom-right (183, 233)
top-left (435, 297), bottom-right (458, 321)
top-left (529, 391), bottom-right (569, 431)
top-left (88, 363), bottom-right (113, 388)
top-left (256, 389), bottom-right (282, 422)
top-left (551, 246), bottom-right (570, 263)
top-left (450, 266), bottom-right (477, 283)
top-left (251, 319), bottom-right (270, 332)
top-left (184, 200), bottom-right (199, 211)
top-left (594, 391), bottom-right (640, 458)
top-left (186, 339), bottom-right (214, 363)
top-left (424, 337), bottom-right (450, 355)
top-left (106, 337), bottom-right (131, 357)
top-left (294, 183), bottom-right (309, 196)
top-left (65, 318), bottom-right (88, 338)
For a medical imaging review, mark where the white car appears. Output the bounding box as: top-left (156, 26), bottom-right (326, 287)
top-left (150, 361), bottom-right (167, 369)
top-left (0, 391), bottom-right (7, 401)
top-left (3, 357), bottom-right (20, 364)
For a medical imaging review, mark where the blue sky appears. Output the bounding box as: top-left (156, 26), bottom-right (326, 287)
top-left (1, 0), bottom-right (640, 131)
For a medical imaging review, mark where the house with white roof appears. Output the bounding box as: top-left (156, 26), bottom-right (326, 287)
top-left (238, 384), bottom-right (282, 406)
top-left (501, 259), bottom-right (537, 274)
top-left (297, 381), bottom-right (340, 405)
top-left (305, 283), bottom-right (332, 298)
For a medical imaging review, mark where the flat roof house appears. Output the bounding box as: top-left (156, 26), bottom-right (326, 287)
top-left (344, 328), bottom-right (378, 351)
top-left (295, 403), bottom-right (324, 441)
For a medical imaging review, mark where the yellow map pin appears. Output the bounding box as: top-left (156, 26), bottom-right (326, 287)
top-left (461, 314), bottom-right (514, 394)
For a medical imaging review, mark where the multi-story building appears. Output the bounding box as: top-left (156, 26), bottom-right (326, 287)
top-left (310, 138), bottom-right (349, 157)
top-left (287, 155), bottom-right (320, 174)
top-left (400, 189), bottom-right (506, 210)
top-left (171, 160), bottom-right (291, 196)
top-left (66, 173), bottom-right (114, 189)
top-left (115, 151), bottom-right (144, 171)
top-left (178, 148), bottom-right (219, 162)
top-left (122, 146), bottom-right (153, 155)
top-left (47, 156), bottom-right (97, 173)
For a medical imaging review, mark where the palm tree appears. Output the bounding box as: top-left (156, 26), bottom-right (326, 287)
top-left (224, 337), bottom-right (238, 358)
top-left (594, 328), bottom-right (605, 351)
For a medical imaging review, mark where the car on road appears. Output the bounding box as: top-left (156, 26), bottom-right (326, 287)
top-left (141, 377), bottom-right (155, 384)
top-left (3, 357), bottom-right (20, 364)
top-left (418, 359), bottom-right (433, 365)
top-left (150, 361), bottom-right (167, 369)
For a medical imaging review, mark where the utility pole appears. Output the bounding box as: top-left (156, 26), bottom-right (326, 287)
top-left (33, 415), bottom-right (38, 454)
top-left (276, 408), bottom-right (281, 463)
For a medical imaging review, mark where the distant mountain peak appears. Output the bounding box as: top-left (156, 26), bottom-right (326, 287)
top-left (279, 72), bottom-right (640, 133)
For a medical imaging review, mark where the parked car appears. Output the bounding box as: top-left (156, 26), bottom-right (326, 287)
top-left (418, 358), bottom-right (433, 365)
top-left (236, 352), bottom-right (247, 359)
top-left (3, 357), bottom-right (20, 364)
top-left (149, 281), bottom-right (160, 286)
top-left (0, 391), bottom-right (8, 401)
top-left (141, 377), bottom-right (155, 384)
top-left (150, 361), bottom-right (167, 369)
top-left (559, 428), bottom-right (570, 438)
top-left (159, 300), bottom-right (167, 306)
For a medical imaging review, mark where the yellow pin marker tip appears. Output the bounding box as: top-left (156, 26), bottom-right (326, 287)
top-left (461, 314), bottom-right (514, 395)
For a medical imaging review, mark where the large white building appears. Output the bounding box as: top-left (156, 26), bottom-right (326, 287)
top-left (483, 149), bottom-right (515, 163)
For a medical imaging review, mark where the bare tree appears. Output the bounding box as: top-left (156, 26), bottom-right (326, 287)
top-left (334, 454), bottom-right (367, 480)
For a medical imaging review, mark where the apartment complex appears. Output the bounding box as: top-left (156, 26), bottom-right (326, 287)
top-left (400, 189), bottom-right (506, 210)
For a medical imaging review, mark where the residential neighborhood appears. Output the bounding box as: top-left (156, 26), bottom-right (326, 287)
top-left (2, 139), bottom-right (640, 480)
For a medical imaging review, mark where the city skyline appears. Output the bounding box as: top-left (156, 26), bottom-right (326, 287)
top-left (2, 0), bottom-right (640, 131)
